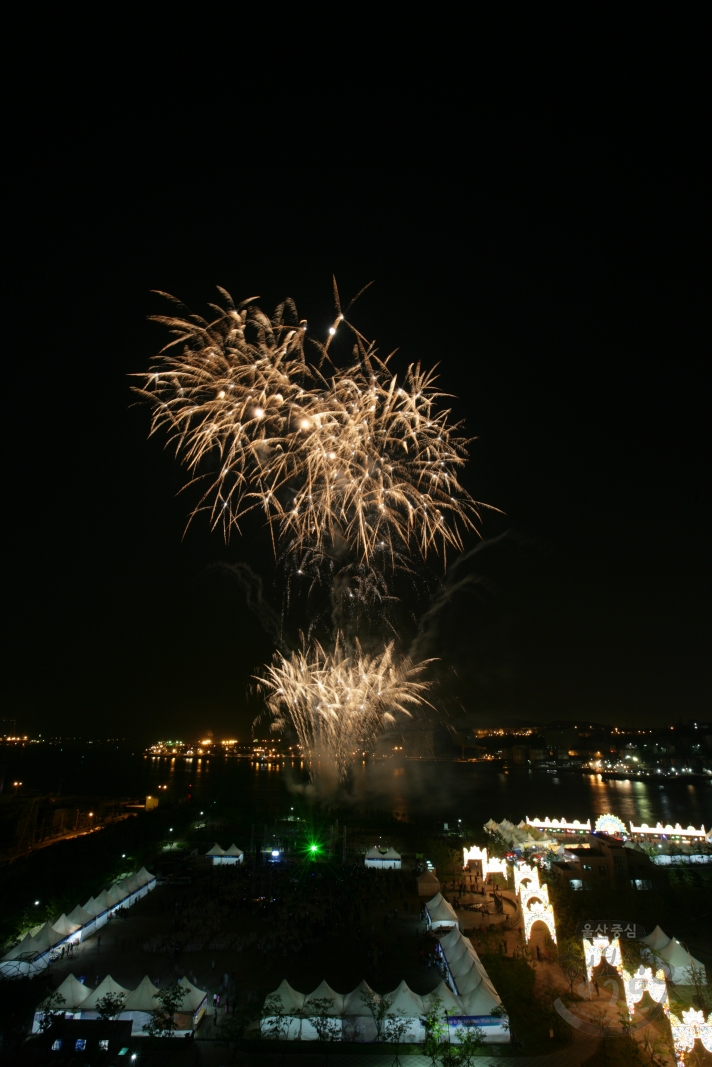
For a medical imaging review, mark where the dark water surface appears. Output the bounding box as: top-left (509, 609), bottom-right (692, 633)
top-left (3, 745), bottom-right (712, 829)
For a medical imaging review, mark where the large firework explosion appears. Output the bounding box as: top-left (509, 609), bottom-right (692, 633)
top-left (136, 285), bottom-right (484, 784)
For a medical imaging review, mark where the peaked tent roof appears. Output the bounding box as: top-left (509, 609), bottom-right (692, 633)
top-left (32, 922), bottom-right (65, 951)
top-left (418, 870), bottom-right (439, 883)
top-left (82, 897), bottom-right (101, 918)
top-left (67, 904), bottom-right (94, 926)
top-left (365, 846), bottom-right (384, 858)
top-left (384, 980), bottom-right (423, 1016)
top-left (178, 976), bottom-right (209, 1012)
top-left (225, 844), bottom-right (243, 856)
top-left (117, 874), bottom-right (140, 896)
top-left (427, 897), bottom-right (459, 924)
top-left (51, 914), bottom-right (81, 938)
top-left (54, 974), bottom-right (93, 1010)
top-left (659, 937), bottom-right (705, 972)
top-left (423, 980), bottom-right (461, 1014)
top-left (461, 982), bottom-right (502, 1015)
top-left (206, 843), bottom-right (226, 857)
top-left (93, 891), bottom-right (113, 913)
top-left (108, 884), bottom-right (128, 904)
top-left (80, 975), bottom-right (132, 1011)
top-left (135, 867), bottom-right (155, 886)
top-left (643, 925), bottom-right (671, 952)
top-left (304, 980), bottom-right (345, 1014)
top-left (2, 934), bottom-right (44, 961)
top-left (427, 892), bottom-right (444, 909)
top-left (123, 975), bottom-right (160, 1012)
top-left (342, 980), bottom-right (377, 1016)
top-left (382, 847), bottom-right (401, 859)
top-left (267, 980), bottom-right (305, 1013)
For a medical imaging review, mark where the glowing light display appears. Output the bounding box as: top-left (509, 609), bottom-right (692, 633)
top-left (668, 1008), bottom-right (712, 1060)
top-left (594, 813), bottom-right (627, 836)
top-left (462, 846), bottom-right (507, 877)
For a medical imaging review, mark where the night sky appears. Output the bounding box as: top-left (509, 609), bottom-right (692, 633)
top-left (5, 17), bottom-right (708, 740)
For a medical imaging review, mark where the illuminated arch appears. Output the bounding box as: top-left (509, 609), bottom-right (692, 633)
top-left (594, 813), bottom-right (627, 836)
top-left (524, 903), bottom-right (557, 945)
top-left (622, 966), bottom-right (668, 1020)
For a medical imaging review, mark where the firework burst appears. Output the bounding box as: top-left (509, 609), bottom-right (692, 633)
top-left (256, 635), bottom-right (432, 781)
top-left (135, 288), bottom-right (487, 578)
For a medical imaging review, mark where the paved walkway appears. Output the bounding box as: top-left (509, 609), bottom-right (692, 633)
top-left (201, 1028), bottom-right (599, 1065)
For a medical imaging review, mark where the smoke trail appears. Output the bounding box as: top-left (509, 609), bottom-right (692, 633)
top-left (207, 561), bottom-right (289, 654)
top-left (409, 531), bottom-right (512, 662)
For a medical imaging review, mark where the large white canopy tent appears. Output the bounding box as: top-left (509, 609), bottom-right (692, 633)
top-left (364, 846), bottom-right (402, 869)
top-left (425, 892), bottom-right (460, 929)
top-left (659, 937), bottom-right (707, 986)
top-left (206, 842), bottom-right (244, 865)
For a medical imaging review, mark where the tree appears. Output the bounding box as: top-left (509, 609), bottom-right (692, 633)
top-left (360, 989), bottom-right (392, 1043)
top-left (303, 998), bottom-right (341, 1061)
top-left (36, 990), bottom-right (66, 1033)
top-left (96, 991), bottom-right (125, 1021)
top-left (437, 1023), bottom-right (486, 1067)
top-left (261, 993), bottom-right (290, 1042)
top-left (422, 995), bottom-right (447, 1065)
top-left (382, 1009), bottom-right (411, 1065)
top-left (145, 983), bottom-right (184, 1038)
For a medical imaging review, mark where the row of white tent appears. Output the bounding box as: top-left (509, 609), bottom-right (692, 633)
top-left (262, 975), bottom-right (508, 1044)
top-left (33, 973), bottom-right (208, 1036)
top-left (485, 818), bottom-right (555, 850)
top-left (642, 926), bottom-right (707, 985)
top-left (0, 867), bottom-right (156, 978)
top-left (364, 846), bottom-right (401, 869)
top-left (206, 843), bottom-right (244, 865)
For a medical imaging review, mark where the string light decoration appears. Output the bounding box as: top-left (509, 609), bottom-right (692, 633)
top-left (514, 861), bottom-right (558, 945)
top-left (462, 846), bottom-right (507, 877)
top-left (621, 966), bottom-right (668, 1020)
top-left (582, 936), bottom-right (623, 984)
top-left (668, 1008), bottom-right (712, 1061)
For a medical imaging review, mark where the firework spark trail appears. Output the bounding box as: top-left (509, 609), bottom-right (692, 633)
top-left (255, 635), bottom-right (433, 781)
top-left (134, 290), bottom-right (488, 576)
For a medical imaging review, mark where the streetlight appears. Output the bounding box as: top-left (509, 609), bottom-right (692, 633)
top-left (34, 900), bottom-right (40, 906)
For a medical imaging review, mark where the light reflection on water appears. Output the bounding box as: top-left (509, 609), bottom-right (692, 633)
top-left (144, 757), bottom-right (712, 827)
top-left (5, 746), bottom-right (712, 826)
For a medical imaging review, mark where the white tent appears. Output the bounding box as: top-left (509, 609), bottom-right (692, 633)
top-left (262, 980), bottom-right (307, 1039)
top-left (51, 914), bottom-right (81, 939)
top-left (206, 843), bottom-right (226, 865)
top-left (224, 843), bottom-right (244, 863)
top-left (342, 979), bottom-right (377, 1016)
top-left (425, 892), bottom-right (459, 928)
top-left (418, 870), bottom-right (440, 896)
top-left (55, 974), bottom-right (93, 1011)
top-left (364, 846), bottom-right (401, 869)
top-left (82, 897), bottom-right (101, 918)
top-left (2, 933), bottom-right (44, 962)
top-left (643, 925), bottom-right (671, 952)
top-left (93, 890), bottom-right (113, 915)
top-left (305, 980), bottom-right (345, 1014)
top-left (79, 975), bottom-right (132, 1013)
top-left (67, 904), bottom-right (94, 927)
top-left (658, 937), bottom-right (707, 985)
top-left (31, 922), bottom-right (65, 952)
top-left (135, 866), bottom-right (156, 887)
top-left (178, 976), bottom-right (209, 1015)
top-left (123, 975), bottom-right (159, 1012)
top-left (32, 974), bottom-right (93, 1032)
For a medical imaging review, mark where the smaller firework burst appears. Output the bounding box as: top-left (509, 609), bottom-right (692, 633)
top-left (256, 635), bottom-right (432, 781)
